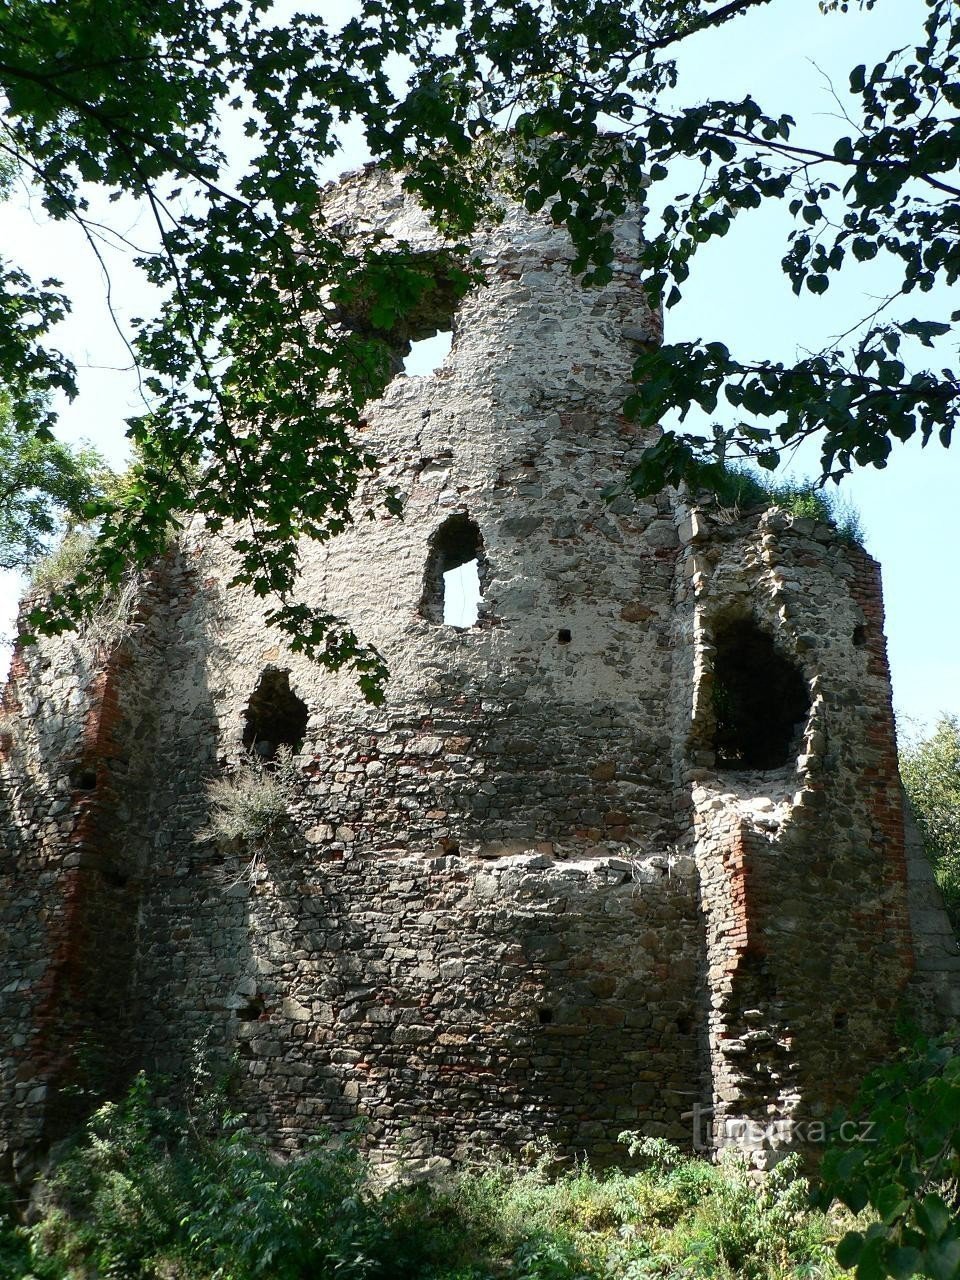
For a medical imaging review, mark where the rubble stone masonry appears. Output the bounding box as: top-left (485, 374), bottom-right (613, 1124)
top-left (1, 166), bottom-right (957, 1184)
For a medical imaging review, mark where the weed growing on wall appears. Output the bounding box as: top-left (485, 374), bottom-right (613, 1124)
top-left (195, 746), bottom-right (298, 852)
top-left (696, 464), bottom-right (864, 544)
top-left (29, 530), bottom-right (144, 653)
top-left (28, 531), bottom-right (97, 595)
top-left (0, 1074), bottom-right (852, 1280)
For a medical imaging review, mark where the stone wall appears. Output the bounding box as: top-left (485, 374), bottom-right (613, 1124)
top-left (0, 566), bottom-right (185, 1181)
top-left (0, 164), bottom-right (956, 1182)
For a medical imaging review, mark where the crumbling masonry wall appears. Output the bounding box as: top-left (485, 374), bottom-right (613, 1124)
top-left (1, 166), bottom-right (957, 1181)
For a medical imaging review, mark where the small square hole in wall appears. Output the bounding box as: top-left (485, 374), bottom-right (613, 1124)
top-left (237, 994), bottom-right (265, 1022)
top-left (852, 625), bottom-right (867, 647)
top-left (537, 1007), bottom-right (553, 1025)
top-left (557, 629), bottom-right (572, 645)
top-left (833, 1010), bottom-right (848, 1031)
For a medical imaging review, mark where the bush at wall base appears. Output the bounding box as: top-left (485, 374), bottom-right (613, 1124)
top-left (813, 1032), bottom-right (960, 1280)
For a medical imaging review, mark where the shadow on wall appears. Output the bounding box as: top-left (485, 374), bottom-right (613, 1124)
top-left (0, 556), bottom-right (217, 1168)
top-left (710, 617), bottom-right (810, 770)
top-left (181, 847), bottom-right (705, 1163)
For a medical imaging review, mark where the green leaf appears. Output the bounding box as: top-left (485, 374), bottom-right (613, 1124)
top-left (838, 1232), bottom-right (865, 1270)
top-left (843, 1180), bottom-right (871, 1214)
top-left (887, 1246), bottom-right (922, 1280)
top-left (927, 1240), bottom-right (960, 1280)
top-left (899, 319), bottom-right (951, 347)
top-left (916, 1195), bottom-right (951, 1242)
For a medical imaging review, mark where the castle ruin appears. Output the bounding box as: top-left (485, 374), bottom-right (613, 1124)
top-left (1, 166), bottom-right (957, 1184)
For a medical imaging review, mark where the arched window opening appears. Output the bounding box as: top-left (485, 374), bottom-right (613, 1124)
top-left (421, 513), bottom-right (485, 627)
top-left (403, 329), bottom-right (453, 377)
top-left (242, 668), bottom-right (308, 760)
top-left (711, 618), bottom-right (809, 770)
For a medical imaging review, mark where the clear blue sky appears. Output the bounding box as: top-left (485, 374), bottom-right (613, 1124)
top-left (0, 0), bottom-right (955, 734)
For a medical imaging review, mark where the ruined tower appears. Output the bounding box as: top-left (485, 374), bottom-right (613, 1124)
top-left (1, 165), bottom-right (956, 1183)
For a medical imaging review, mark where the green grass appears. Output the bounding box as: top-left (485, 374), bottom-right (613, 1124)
top-left (0, 1078), bottom-right (849, 1280)
top-left (28, 531), bottom-right (98, 594)
top-left (705, 465), bottom-right (864, 545)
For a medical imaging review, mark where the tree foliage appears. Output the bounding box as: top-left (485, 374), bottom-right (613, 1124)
top-left (0, 393), bottom-right (106, 572)
top-left (0, 0), bottom-right (957, 688)
top-left (814, 1033), bottom-right (960, 1280)
top-left (901, 715), bottom-right (960, 932)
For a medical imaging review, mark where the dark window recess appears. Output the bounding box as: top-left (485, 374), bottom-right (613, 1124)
top-left (236, 994), bottom-right (265, 1022)
top-left (833, 1010), bottom-right (848, 1031)
top-left (421, 513), bottom-right (485, 626)
top-left (99, 865), bottom-right (129, 890)
top-left (676, 1014), bottom-right (694, 1036)
top-left (537, 1007), bottom-right (554, 1025)
top-left (69, 764), bottom-right (98, 791)
top-left (557, 629), bottom-right (572, 645)
top-left (852, 625), bottom-right (867, 647)
top-left (711, 618), bottom-right (810, 769)
top-left (242, 669), bottom-right (308, 760)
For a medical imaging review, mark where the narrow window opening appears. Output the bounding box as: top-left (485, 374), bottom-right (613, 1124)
top-left (443, 559), bottom-right (481, 626)
top-left (557, 628), bottom-right (572, 645)
top-left (852, 625), bottom-right (867, 647)
top-left (242, 668), bottom-right (308, 760)
top-left (537, 1007), bottom-right (554, 1025)
top-left (676, 1015), bottom-right (694, 1036)
top-left (403, 330), bottom-right (453, 377)
top-left (711, 618), bottom-right (810, 770)
top-left (421, 513), bottom-right (485, 626)
top-left (833, 1010), bottom-right (848, 1031)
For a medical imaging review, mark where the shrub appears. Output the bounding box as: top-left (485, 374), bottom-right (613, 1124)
top-left (27, 1072), bottom-right (195, 1278)
top-left (0, 1186), bottom-right (36, 1280)
top-left (16, 1075), bottom-right (850, 1280)
top-left (813, 1032), bottom-right (960, 1280)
